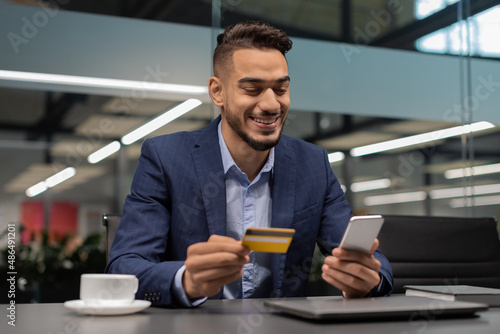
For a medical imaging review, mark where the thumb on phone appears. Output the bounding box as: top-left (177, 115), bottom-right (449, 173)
top-left (369, 238), bottom-right (379, 255)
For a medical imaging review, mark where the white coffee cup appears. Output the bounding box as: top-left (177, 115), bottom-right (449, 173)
top-left (80, 274), bottom-right (138, 306)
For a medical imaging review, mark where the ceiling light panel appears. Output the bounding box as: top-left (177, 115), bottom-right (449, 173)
top-left (363, 191), bottom-right (427, 206)
top-left (351, 121), bottom-right (495, 157)
top-left (121, 99), bottom-right (202, 145)
top-left (450, 195), bottom-right (500, 208)
top-left (0, 70), bottom-right (208, 95)
top-left (328, 152), bottom-right (345, 163)
top-left (430, 183), bottom-right (500, 199)
top-left (88, 141), bottom-right (121, 164)
top-left (423, 160), bottom-right (491, 174)
top-left (444, 163), bottom-right (500, 179)
top-left (25, 167), bottom-right (76, 197)
top-left (351, 178), bottom-right (391, 192)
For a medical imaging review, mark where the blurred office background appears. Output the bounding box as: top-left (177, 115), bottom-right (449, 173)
top-left (0, 0), bottom-right (499, 301)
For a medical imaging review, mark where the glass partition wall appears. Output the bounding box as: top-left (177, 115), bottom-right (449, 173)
top-left (215, 0), bottom-right (500, 219)
top-left (0, 0), bottom-right (498, 302)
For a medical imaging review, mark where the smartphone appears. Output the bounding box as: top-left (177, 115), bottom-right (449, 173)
top-left (339, 215), bottom-right (384, 254)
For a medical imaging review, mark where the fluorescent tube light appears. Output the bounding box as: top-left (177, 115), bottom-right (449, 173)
top-left (350, 121), bottom-right (495, 157)
top-left (45, 167), bottom-right (76, 187)
top-left (430, 183), bottom-right (500, 199)
top-left (0, 70), bottom-right (208, 95)
top-left (26, 181), bottom-right (48, 198)
top-left (25, 167), bottom-right (76, 197)
top-left (351, 178), bottom-right (391, 192)
top-left (88, 141), bottom-right (121, 164)
top-left (121, 99), bottom-right (202, 145)
top-left (328, 152), bottom-right (345, 163)
top-left (450, 195), bottom-right (500, 208)
top-left (363, 191), bottom-right (427, 206)
top-left (444, 162), bottom-right (500, 179)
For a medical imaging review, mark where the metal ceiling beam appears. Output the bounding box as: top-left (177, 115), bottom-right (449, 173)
top-left (220, 11), bottom-right (341, 41)
top-left (131, 0), bottom-right (210, 25)
top-left (370, 0), bottom-right (500, 50)
top-left (26, 93), bottom-right (86, 141)
top-left (153, 0), bottom-right (185, 21)
top-left (430, 148), bottom-right (500, 160)
top-left (133, 0), bottom-right (161, 19)
top-left (341, 0), bottom-right (351, 43)
top-left (0, 122), bottom-right (73, 133)
top-left (303, 116), bottom-right (401, 144)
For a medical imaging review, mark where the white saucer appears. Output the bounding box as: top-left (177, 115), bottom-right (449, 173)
top-left (64, 300), bottom-right (151, 315)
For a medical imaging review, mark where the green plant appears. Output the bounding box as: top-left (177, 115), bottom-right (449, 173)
top-left (11, 230), bottom-right (106, 287)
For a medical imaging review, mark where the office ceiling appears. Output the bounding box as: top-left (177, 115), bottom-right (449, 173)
top-left (1, 86), bottom-right (499, 212)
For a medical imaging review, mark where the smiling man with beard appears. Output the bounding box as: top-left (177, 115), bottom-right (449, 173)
top-left (107, 21), bottom-right (393, 307)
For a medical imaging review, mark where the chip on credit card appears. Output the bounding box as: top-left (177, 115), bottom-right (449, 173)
top-left (241, 227), bottom-right (295, 253)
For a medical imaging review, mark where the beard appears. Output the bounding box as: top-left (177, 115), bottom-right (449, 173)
top-left (223, 105), bottom-right (286, 152)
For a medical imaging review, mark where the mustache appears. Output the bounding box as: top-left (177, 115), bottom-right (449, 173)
top-left (251, 109), bottom-right (285, 117)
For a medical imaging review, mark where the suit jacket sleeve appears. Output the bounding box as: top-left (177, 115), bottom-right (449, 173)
top-left (105, 138), bottom-right (187, 307)
top-left (317, 149), bottom-right (394, 296)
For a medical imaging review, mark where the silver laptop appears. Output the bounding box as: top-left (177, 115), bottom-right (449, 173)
top-left (264, 295), bottom-right (488, 321)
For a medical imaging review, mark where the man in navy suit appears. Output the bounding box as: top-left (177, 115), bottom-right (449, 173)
top-left (107, 21), bottom-right (393, 307)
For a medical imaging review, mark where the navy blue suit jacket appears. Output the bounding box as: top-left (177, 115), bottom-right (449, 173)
top-left (106, 116), bottom-right (393, 306)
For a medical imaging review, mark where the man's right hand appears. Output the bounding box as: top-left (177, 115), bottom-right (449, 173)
top-left (183, 235), bottom-right (250, 299)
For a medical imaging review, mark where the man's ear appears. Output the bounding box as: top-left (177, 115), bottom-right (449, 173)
top-left (208, 76), bottom-right (224, 107)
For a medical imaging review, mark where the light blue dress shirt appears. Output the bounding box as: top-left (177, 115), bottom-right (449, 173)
top-left (172, 121), bottom-right (274, 306)
top-left (218, 122), bottom-right (274, 299)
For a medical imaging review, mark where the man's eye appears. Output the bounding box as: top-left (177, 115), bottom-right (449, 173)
top-left (274, 88), bottom-right (287, 95)
top-left (244, 88), bottom-right (260, 94)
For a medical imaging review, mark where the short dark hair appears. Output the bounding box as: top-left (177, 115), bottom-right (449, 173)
top-left (213, 21), bottom-right (293, 77)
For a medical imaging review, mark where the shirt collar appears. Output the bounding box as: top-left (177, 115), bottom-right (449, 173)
top-left (218, 121), bottom-right (275, 176)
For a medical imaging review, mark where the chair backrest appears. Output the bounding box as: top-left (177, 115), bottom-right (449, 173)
top-left (102, 213), bottom-right (122, 263)
top-left (377, 215), bottom-right (500, 294)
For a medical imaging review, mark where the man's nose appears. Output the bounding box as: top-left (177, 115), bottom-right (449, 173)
top-left (258, 88), bottom-right (281, 112)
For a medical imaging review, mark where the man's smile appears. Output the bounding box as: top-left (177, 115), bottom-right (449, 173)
top-left (250, 115), bottom-right (281, 128)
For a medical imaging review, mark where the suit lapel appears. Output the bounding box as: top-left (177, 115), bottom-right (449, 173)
top-left (191, 116), bottom-right (227, 236)
top-left (270, 137), bottom-right (296, 293)
top-left (271, 137), bottom-right (296, 228)
top-left (192, 121), bottom-right (297, 294)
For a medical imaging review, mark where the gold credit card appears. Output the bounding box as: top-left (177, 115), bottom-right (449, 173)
top-left (241, 227), bottom-right (295, 253)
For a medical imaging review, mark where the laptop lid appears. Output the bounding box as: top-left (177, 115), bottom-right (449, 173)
top-left (263, 295), bottom-right (488, 321)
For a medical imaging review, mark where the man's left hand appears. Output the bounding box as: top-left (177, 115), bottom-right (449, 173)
top-left (321, 239), bottom-right (382, 298)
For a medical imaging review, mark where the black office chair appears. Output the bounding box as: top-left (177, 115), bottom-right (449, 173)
top-left (377, 215), bottom-right (500, 294)
top-left (102, 213), bottom-right (122, 263)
